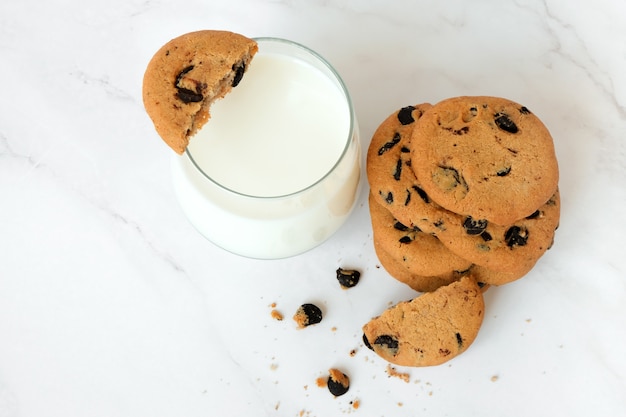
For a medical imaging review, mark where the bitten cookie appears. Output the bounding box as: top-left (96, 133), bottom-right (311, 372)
top-left (369, 193), bottom-right (472, 277)
top-left (362, 276), bottom-right (485, 367)
top-left (409, 96), bottom-right (559, 225)
top-left (143, 30), bottom-right (258, 154)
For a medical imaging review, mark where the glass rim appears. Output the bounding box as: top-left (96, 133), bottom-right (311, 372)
top-left (185, 36), bottom-right (357, 200)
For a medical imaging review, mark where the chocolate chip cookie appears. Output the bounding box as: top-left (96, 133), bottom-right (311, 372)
top-left (409, 96), bottom-right (559, 225)
top-left (362, 276), bottom-right (485, 367)
top-left (143, 30), bottom-right (258, 154)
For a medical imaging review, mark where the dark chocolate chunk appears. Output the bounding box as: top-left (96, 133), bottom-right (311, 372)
top-left (327, 369), bottom-right (350, 397)
top-left (378, 133), bottom-right (401, 155)
top-left (293, 303), bottom-right (323, 327)
top-left (412, 185), bottom-right (430, 204)
top-left (496, 166), bottom-right (511, 177)
top-left (494, 113), bottom-right (519, 134)
top-left (456, 332), bottom-right (463, 348)
top-left (176, 88), bottom-right (203, 103)
top-left (175, 65), bottom-right (204, 103)
top-left (393, 159), bottom-right (402, 181)
top-left (393, 221), bottom-right (410, 232)
top-left (404, 189), bottom-right (411, 206)
top-left (505, 226), bottom-right (528, 247)
top-left (519, 106), bottom-right (531, 115)
top-left (362, 333), bottom-right (373, 350)
top-left (400, 146), bottom-right (410, 153)
top-left (463, 217), bottom-right (488, 235)
top-left (231, 62), bottom-right (246, 87)
top-left (526, 210), bottom-right (541, 219)
top-left (480, 231), bottom-right (493, 242)
top-left (374, 335), bottom-right (399, 355)
top-left (382, 191), bottom-right (393, 204)
top-left (336, 268), bottom-right (361, 289)
top-left (399, 235), bottom-right (413, 244)
top-left (397, 106), bottom-right (416, 125)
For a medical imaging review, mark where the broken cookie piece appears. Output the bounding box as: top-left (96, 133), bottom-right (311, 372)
top-left (142, 30), bottom-right (258, 154)
top-left (362, 276), bottom-right (484, 367)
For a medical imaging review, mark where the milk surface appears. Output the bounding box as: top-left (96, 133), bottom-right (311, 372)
top-left (188, 52), bottom-right (351, 197)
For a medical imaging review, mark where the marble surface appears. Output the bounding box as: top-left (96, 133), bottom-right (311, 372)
top-left (1, 0), bottom-right (625, 416)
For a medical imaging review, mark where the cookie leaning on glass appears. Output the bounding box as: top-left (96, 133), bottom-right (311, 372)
top-left (142, 30), bottom-right (258, 154)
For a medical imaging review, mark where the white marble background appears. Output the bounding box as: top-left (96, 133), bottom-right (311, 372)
top-left (1, 0), bottom-right (625, 416)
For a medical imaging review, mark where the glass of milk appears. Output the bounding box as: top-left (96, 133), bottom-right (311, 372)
top-left (171, 37), bottom-right (361, 259)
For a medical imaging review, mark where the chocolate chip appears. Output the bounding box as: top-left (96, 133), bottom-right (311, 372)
top-left (526, 210), bottom-right (541, 219)
top-left (519, 106), bottom-right (531, 115)
top-left (393, 221), bottom-right (410, 232)
top-left (456, 332), bottom-right (463, 348)
top-left (231, 62), bottom-right (246, 87)
top-left (463, 217), bottom-right (488, 235)
top-left (327, 369), bottom-right (350, 397)
top-left (494, 113), bottom-right (518, 133)
top-left (362, 334), bottom-right (373, 350)
top-left (374, 335), bottom-right (399, 355)
top-left (397, 106), bottom-right (416, 125)
top-left (382, 191), bottom-right (393, 204)
top-left (378, 133), bottom-right (401, 155)
top-left (404, 189), bottom-right (411, 206)
top-left (176, 88), bottom-right (203, 103)
top-left (399, 235), bottom-right (413, 244)
top-left (412, 185), bottom-right (430, 204)
top-left (175, 65), bottom-right (204, 103)
top-left (496, 166), bottom-right (511, 177)
top-left (505, 226), bottom-right (528, 247)
top-left (480, 231), bottom-right (493, 242)
top-left (393, 159), bottom-right (402, 181)
top-left (293, 303), bottom-right (323, 328)
top-left (400, 146), bottom-right (410, 153)
top-left (336, 268), bottom-right (360, 289)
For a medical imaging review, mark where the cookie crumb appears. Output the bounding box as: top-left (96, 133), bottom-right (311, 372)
top-left (351, 399), bottom-right (360, 409)
top-left (398, 402), bottom-right (404, 407)
top-left (270, 363), bottom-right (278, 371)
top-left (293, 303), bottom-right (323, 328)
top-left (491, 375), bottom-right (499, 382)
top-left (336, 267), bottom-right (361, 289)
top-left (315, 377), bottom-right (326, 388)
top-left (386, 364), bottom-right (410, 383)
top-left (327, 368), bottom-right (350, 397)
top-left (349, 348), bottom-right (357, 357)
top-left (271, 309), bottom-right (284, 321)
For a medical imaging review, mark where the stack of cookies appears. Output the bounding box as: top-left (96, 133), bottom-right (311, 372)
top-left (363, 96), bottom-right (560, 367)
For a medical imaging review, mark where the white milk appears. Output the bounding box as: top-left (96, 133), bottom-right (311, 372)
top-left (171, 38), bottom-right (361, 259)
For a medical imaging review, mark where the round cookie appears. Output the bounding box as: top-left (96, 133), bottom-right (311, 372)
top-left (362, 276), bottom-right (485, 367)
top-left (409, 96), bottom-right (559, 225)
top-left (369, 193), bottom-right (472, 277)
top-left (366, 104), bottom-right (464, 235)
top-left (432, 190), bottom-right (560, 275)
top-left (143, 30), bottom-right (258, 154)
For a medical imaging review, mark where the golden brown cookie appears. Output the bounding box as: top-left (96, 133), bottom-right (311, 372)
top-left (409, 96), bottom-right (559, 225)
top-left (367, 103), bottom-right (445, 231)
top-left (369, 193), bottom-right (472, 277)
top-left (143, 30), bottom-right (258, 154)
top-left (362, 276), bottom-right (485, 367)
